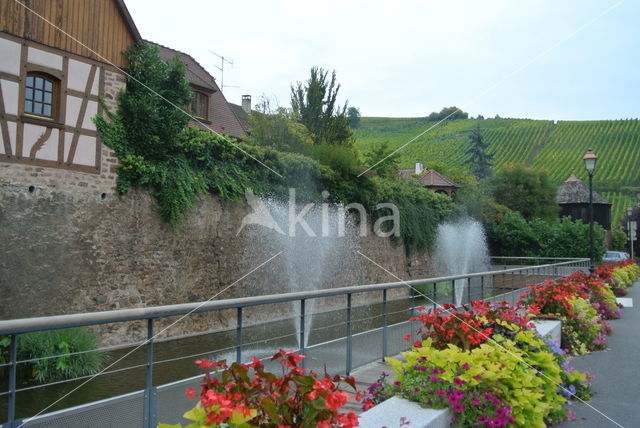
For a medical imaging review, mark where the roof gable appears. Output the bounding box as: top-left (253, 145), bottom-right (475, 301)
top-left (556, 175), bottom-right (610, 204)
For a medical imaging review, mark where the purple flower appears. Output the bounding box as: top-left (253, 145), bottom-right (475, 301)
top-left (453, 403), bottom-right (463, 412)
top-left (488, 418), bottom-right (505, 427)
top-left (461, 363), bottom-right (470, 370)
top-left (471, 397), bottom-right (480, 405)
top-left (453, 377), bottom-right (466, 386)
top-left (429, 375), bottom-right (439, 382)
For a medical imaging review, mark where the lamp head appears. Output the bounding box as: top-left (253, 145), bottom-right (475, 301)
top-left (583, 148), bottom-right (597, 173)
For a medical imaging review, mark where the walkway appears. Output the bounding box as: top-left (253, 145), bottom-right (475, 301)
top-left (558, 281), bottom-right (640, 428)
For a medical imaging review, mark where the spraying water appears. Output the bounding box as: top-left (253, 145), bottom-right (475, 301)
top-left (434, 219), bottom-right (490, 306)
top-left (243, 195), bottom-right (358, 348)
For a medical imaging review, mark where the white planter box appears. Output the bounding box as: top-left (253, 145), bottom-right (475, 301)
top-left (359, 396), bottom-right (452, 428)
top-left (532, 320), bottom-right (562, 347)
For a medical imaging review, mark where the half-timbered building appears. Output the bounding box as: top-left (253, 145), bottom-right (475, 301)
top-left (0, 0), bottom-right (141, 195)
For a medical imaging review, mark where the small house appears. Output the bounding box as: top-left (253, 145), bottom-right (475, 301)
top-left (398, 163), bottom-right (461, 197)
top-left (556, 174), bottom-right (611, 229)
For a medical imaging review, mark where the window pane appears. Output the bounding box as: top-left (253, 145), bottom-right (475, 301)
top-left (25, 88), bottom-right (33, 100)
top-left (26, 76), bottom-right (34, 87)
top-left (33, 102), bottom-right (42, 115)
top-left (44, 80), bottom-right (52, 91)
top-left (44, 92), bottom-right (52, 104)
top-left (34, 77), bottom-right (43, 90)
top-left (42, 104), bottom-right (51, 116)
top-left (25, 100), bottom-right (33, 113)
top-left (34, 90), bottom-right (43, 102)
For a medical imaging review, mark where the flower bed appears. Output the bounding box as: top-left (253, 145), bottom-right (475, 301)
top-left (159, 350), bottom-right (360, 428)
top-left (596, 260), bottom-right (640, 296)
top-left (364, 301), bottom-right (592, 427)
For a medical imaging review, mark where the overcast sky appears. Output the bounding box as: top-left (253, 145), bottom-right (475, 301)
top-left (126, 0), bottom-right (639, 120)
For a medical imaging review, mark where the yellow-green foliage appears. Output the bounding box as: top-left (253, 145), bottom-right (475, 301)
top-left (158, 403), bottom-right (257, 428)
top-left (612, 264), bottom-right (640, 290)
top-left (387, 331), bottom-right (565, 428)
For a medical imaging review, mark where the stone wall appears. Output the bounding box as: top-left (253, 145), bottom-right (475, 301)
top-left (0, 185), bottom-right (435, 345)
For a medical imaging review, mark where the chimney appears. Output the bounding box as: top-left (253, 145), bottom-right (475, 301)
top-left (415, 162), bottom-right (424, 175)
top-left (241, 95), bottom-right (251, 114)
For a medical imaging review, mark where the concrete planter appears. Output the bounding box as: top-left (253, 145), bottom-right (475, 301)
top-left (532, 319), bottom-right (562, 347)
top-left (359, 396), bottom-right (452, 428)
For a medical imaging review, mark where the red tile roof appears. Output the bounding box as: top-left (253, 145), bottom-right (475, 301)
top-left (397, 168), bottom-right (460, 188)
top-left (150, 42), bottom-right (248, 139)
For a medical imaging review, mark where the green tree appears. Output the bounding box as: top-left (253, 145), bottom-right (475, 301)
top-left (347, 106), bottom-right (361, 128)
top-left (248, 107), bottom-right (314, 154)
top-left (363, 141), bottom-right (400, 176)
top-left (426, 106), bottom-right (469, 121)
top-left (491, 163), bottom-right (558, 221)
top-left (464, 127), bottom-right (493, 180)
top-left (290, 67), bottom-right (352, 145)
top-left (611, 222), bottom-right (628, 251)
top-left (96, 42), bottom-right (193, 162)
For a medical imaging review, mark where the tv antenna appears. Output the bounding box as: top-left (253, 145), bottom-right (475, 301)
top-left (209, 50), bottom-right (238, 90)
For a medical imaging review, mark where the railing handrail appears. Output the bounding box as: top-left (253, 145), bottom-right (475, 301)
top-left (490, 256), bottom-right (582, 260)
top-left (0, 258), bottom-right (588, 335)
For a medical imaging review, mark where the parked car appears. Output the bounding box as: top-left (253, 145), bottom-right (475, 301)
top-left (602, 251), bottom-right (630, 263)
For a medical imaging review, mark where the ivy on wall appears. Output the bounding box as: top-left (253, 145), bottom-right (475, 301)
top-left (95, 42), bottom-right (454, 252)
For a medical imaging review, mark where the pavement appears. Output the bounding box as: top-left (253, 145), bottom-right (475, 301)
top-left (558, 281), bottom-right (640, 428)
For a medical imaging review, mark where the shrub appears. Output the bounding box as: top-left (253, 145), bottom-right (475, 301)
top-left (0, 328), bottom-right (103, 383)
top-left (160, 350), bottom-right (359, 428)
top-left (487, 210), bottom-right (606, 260)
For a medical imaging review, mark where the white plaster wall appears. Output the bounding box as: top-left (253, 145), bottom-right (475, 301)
top-left (67, 59), bottom-right (91, 92)
top-left (27, 47), bottom-right (63, 71)
top-left (0, 38), bottom-right (21, 75)
top-left (0, 121), bottom-right (17, 155)
top-left (65, 95), bottom-right (82, 126)
top-left (91, 68), bottom-right (101, 95)
top-left (0, 79), bottom-right (19, 116)
top-left (82, 101), bottom-right (98, 130)
top-left (63, 132), bottom-right (73, 161)
top-left (74, 135), bottom-right (96, 166)
top-left (22, 123), bottom-right (47, 156)
top-left (35, 129), bottom-right (60, 161)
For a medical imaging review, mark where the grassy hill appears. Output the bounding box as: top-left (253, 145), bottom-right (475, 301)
top-left (354, 117), bottom-right (640, 223)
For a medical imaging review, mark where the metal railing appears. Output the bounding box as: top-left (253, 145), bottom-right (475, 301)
top-left (0, 257), bottom-right (589, 428)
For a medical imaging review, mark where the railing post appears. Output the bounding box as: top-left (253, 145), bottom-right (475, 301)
top-left (346, 293), bottom-right (352, 375)
top-left (299, 299), bottom-right (306, 368)
top-left (7, 334), bottom-right (17, 428)
top-left (480, 276), bottom-right (485, 300)
top-left (143, 319), bottom-right (156, 428)
top-left (382, 289), bottom-right (388, 361)
top-left (467, 277), bottom-right (472, 304)
top-left (451, 280), bottom-right (456, 305)
top-left (432, 282), bottom-right (437, 309)
top-left (236, 307), bottom-right (243, 364)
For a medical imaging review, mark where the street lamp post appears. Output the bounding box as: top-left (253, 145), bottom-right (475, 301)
top-left (583, 149), bottom-right (597, 274)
